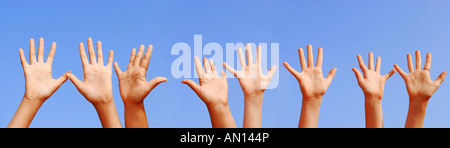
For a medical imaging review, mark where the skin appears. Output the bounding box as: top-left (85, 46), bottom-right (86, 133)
top-left (66, 38), bottom-right (122, 128)
top-left (182, 57), bottom-right (236, 128)
top-left (283, 45), bottom-right (337, 128)
top-left (394, 50), bottom-right (446, 128)
top-left (352, 52), bottom-right (396, 128)
top-left (223, 44), bottom-right (277, 128)
top-left (114, 45), bottom-right (167, 128)
top-left (8, 38), bottom-right (70, 128)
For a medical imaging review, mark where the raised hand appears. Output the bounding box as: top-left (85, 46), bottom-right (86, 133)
top-left (182, 57), bottom-right (236, 128)
top-left (66, 38), bottom-right (122, 128)
top-left (114, 45), bottom-right (167, 128)
top-left (394, 50), bottom-right (447, 128)
top-left (223, 44), bottom-right (277, 128)
top-left (352, 52), bottom-right (396, 128)
top-left (283, 44), bottom-right (337, 128)
top-left (9, 38), bottom-right (70, 128)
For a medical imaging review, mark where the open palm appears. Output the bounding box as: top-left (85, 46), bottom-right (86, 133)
top-left (114, 45), bottom-right (167, 104)
top-left (283, 45), bottom-right (337, 99)
top-left (20, 38), bottom-right (69, 101)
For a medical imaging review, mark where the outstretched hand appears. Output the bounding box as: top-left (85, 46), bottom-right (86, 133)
top-left (182, 57), bottom-right (236, 128)
top-left (9, 38), bottom-right (70, 128)
top-left (394, 50), bottom-right (446, 128)
top-left (66, 38), bottom-right (122, 128)
top-left (283, 44), bottom-right (337, 128)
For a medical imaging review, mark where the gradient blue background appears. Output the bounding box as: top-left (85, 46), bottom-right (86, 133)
top-left (1, 0), bottom-right (449, 128)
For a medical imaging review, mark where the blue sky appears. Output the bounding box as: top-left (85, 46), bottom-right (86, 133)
top-left (1, 0), bottom-right (450, 127)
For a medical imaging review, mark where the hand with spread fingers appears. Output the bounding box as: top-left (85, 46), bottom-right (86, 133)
top-left (223, 44), bottom-right (277, 128)
top-left (182, 57), bottom-right (236, 128)
top-left (66, 38), bottom-right (122, 128)
top-left (8, 38), bottom-right (70, 128)
top-left (394, 50), bottom-right (447, 128)
top-left (283, 44), bottom-right (337, 128)
top-left (352, 52), bottom-right (396, 128)
top-left (114, 45), bottom-right (167, 128)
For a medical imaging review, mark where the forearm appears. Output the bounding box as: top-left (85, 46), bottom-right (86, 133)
top-left (8, 97), bottom-right (44, 128)
top-left (92, 100), bottom-right (122, 128)
top-left (243, 94), bottom-right (263, 128)
top-left (207, 104), bottom-right (237, 128)
top-left (365, 96), bottom-right (383, 128)
top-left (299, 97), bottom-right (322, 128)
top-left (405, 98), bottom-right (429, 128)
top-left (124, 102), bottom-right (148, 128)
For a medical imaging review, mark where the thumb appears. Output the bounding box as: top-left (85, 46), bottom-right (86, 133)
top-left (55, 71), bottom-right (71, 86)
top-left (181, 79), bottom-right (201, 95)
top-left (66, 72), bottom-right (83, 88)
top-left (147, 77), bottom-right (167, 90)
top-left (434, 71), bottom-right (447, 86)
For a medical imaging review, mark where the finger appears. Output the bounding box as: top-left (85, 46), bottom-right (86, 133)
top-left (326, 68), bottom-right (338, 81)
top-left (107, 50), bottom-right (114, 67)
top-left (194, 57), bottom-right (204, 78)
top-left (352, 68), bottom-right (363, 81)
top-left (237, 48), bottom-right (246, 68)
top-left (357, 55), bottom-right (368, 72)
top-left (246, 44), bottom-right (253, 66)
top-left (434, 71), bottom-right (447, 86)
top-left (114, 62), bottom-right (122, 76)
top-left (221, 70), bottom-right (227, 79)
top-left (384, 68), bottom-right (397, 80)
top-left (316, 47), bottom-right (323, 68)
top-left (140, 45), bottom-right (153, 69)
top-left (134, 44), bottom-right (145, 66)
top-left (407, 54), bottom-right (414, 73)
top-left (66, 73), bottom-right (83, 88)
top-left (267, 65), bottom-right (277, 78)
top-left (181, 79), bottom-right (201, 94)
top-left (223, 62), bottom-right (237, 77)
top-left (424, 52), bottom-right (431, 71)
top-left (307, 44), bottom-right (314, 68)
top-left (46, 42), bottom-right (57, 65)
top-left (37, 38), bottom-right (44, 62)
top-left (283, 62), bottom-right (299, 76)
top-left (394, 64), bottom-right (407, 78)
top-left (209, 59), bottom-right (217, 76)
top-left (87, 38), bottom-right (97, 64)
top-left (298, 48), bottom-right (307, 71)
top-left (375, 57), bottom-right (381, 73)
top-left (55, 71), bottom-right (70, 86)
top-left (29, 38), bottom-right (36, 64)
top-left (147, 77), bottom-right (167, 90)
top-left (97, 41), bottom-right (103, 65)
top-left (415, 50), bottom-right (422, 71)
top-left (256, 46), bottom-right (262, 67)
top-left (19, 48), bottom-right (29, 68)
top-left (79, 42), bottom-right (89, 66)
top-left (127, 48), bottom-right (137, 69)
top-left (368, 52), bottom-right (374, 70)
top-left (203, 57), bottom-right (212, 74)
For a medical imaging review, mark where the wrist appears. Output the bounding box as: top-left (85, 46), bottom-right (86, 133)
top-left (302, 96), bottom-right (323, 108)
top-left (365, 96), bottom-right (382, 105)
top-left (22, 95), bottom-right (45, 107)
top-left (244, 93), bottom-right (264, 105)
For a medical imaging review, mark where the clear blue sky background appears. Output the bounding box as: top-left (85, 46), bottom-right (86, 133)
top-left (1, 0), bottom-right (449, 128)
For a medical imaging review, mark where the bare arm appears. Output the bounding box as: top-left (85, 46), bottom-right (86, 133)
top-left (352, 52), bottom-right (396, 128)
top-left (66, 38), bottom-right (122, 128)
top-left (114, 45), bottom-right (167, 128)
top-left (283, 45), bottom-right (337, 128)
top-left (8, 38), bottom-right (69, 128)
top-left (394, 51), bottom-right (446, 128)
top-left (183, 57), bottom-right (236, 128)
top-left (223, 44), bottom-right (277, 128)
